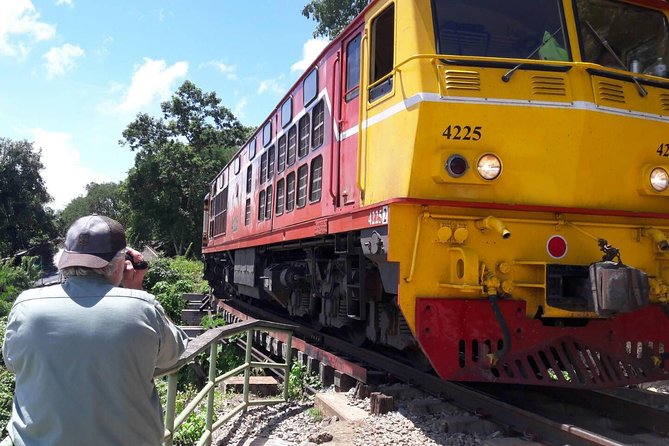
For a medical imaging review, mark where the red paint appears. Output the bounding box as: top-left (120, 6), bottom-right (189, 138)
top-left (416, 299), bottom-right (669, 388)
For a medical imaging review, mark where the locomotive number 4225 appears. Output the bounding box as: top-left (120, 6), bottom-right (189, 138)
top-left (368, 206), bottom-right (389, 226)
top-left (442, 125), bottom-right (482, 141)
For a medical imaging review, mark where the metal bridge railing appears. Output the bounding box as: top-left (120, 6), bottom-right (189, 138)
top-left (155, 319), bottom-right (296, 446)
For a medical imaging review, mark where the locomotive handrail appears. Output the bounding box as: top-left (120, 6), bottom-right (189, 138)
top-left (356, 33), bottom-right (369, 196)
top-left (330, 50), bottom-right (340, 206)
top-left (157, 319), bottom-right (296, 446)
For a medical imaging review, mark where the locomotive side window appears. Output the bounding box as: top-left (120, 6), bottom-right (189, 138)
top-left (370, 5), bottom-right (395, 101)
top-left (265, 185), bottom-right (273, 220)
top-left (303, 68), bottom-right (318, 106)
top-left (262, 122), bottom-right (272, 147)
top-left (309, 155), bottom-right (323, 203)
top-left (249, 138), bottom-right (256, 160)
top-left (258, 189), bottom-right (266, 222)
top-left (246, 165), bottom-right (252, 194)
top-left (433, 0), bottom-right (569, 61)
top-left (574, 0), bottom-right (669, 76)
top-left (267, 145), bottom-right (275, 181)
top-left (276, 179), bottom-right (285, 215)
top-left (278, 135), bottom-right (287, 172)
top-left (311, 100), bottom-right (325, 149)
top-left (296, 164), bottom-right (309, 208)
top-left (212, 187), bottom-right (227, 236)
top-left (287, 126), bottom-right (297, 166)
top-left (233, 156), bottom-right (241, 174)
top-left (345, 34), bottom-right (361, 102)
top-left (260, 152), bottom-right (268, 184)
top-left (298, 115), bottom-right (310, 158)
top-left (244, 198), bottom-right (251, 226)
top-left (286, 172), bottom-right (296, 212)
top-left (281, 98), bottom-right (292, 128)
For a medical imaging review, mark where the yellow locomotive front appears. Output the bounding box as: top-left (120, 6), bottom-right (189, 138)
top-left (359, 0), bottom-right (669, 386)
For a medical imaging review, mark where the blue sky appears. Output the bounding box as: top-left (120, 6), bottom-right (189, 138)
top-left (0, 0), bottom-right (328, 209)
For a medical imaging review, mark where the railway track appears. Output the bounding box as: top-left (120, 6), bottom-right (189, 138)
top-left (216, 298), bottom-right (669, 445)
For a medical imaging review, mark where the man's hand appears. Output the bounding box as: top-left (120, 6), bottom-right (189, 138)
top-left (121, 247), bottom-right (148, 290)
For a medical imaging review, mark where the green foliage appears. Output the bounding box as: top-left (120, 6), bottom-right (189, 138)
top-left (143, 257), bottom-right (209, 323)
top-left (308, 407), bottom-right (323, 422)
top-left (0, 138), bottom-right (58, 257)
top-left (0, 318), bottom-right (14, 435)
top-left (0, 257), bottom-right (41, 318)
top-left (119, 80), bottom-right (253, 256)
top-left (157, 381), bottom-right (210, 446)
top-left (302, 0), bottom-right (368, 39)
top-left (216, 342), bottom-right (244, 373)
top-left (199, 314), bottom-right (226, 330)
top-left (288, 362), bottom-right (321, 400)
top-left (58, 182), bottom-right (127, 231)
top-left (151, 281), bottom-right (190, 324)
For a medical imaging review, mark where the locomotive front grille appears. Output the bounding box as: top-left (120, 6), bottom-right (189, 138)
top-left (596, 80), bottom-right (626, 104)
top-left (660, 93), bottom-right (669, 112)
top-left (531, 75), bottom-right (567, 97)
top-left (442, 69), bottom-right (481, 92)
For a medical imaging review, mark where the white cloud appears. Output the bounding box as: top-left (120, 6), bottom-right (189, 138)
top-left (55, 0), bottom-right (73, 7)
top-left (0, 0), bottom-right (56, 57)
top-left (116, 58), bottom-right (188, 113)
top-left (205, 61), bottom-right (237, 80)
top-left (290, 38), bottom-right (328, 73)
top-left (43, 43), bottom-right (84, 78)
top-left (32, 128), bottom-right (109, 210)
top-left (257, 78), bottom-right (284, 95)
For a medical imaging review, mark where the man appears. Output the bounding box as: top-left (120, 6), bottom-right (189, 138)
top-left (2, 215), bottom-right (189, 446)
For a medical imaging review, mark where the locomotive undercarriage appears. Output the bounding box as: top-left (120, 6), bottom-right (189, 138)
top-left (204, 230), bottom-right (417, 352)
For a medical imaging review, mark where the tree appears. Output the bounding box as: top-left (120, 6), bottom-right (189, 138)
top-left (58, 182), bottom-right (126, 229)
top-left (119, 81), bottom-right (253, 256)
top-left (0, 138), bottom-right (57, 257)
top-left (302, 0), bottom-right (368, 39)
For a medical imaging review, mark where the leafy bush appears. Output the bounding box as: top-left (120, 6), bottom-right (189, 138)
top-left (0, 258), bottom-right (39, 434)
top-left (199, 315), bottom-right (226, 330)
top-left (144, 257), bottom-right (208, 293)
top-left (157, 381), bottom-right (210, 446)
top-left (144, 257), bottom-right (209, 323)
top-left (288, 362), bottom-right (321, 400)
top-left (0, 257), bottom-right (41, 317)
top-left (0, 318), bottom-right (13, 435)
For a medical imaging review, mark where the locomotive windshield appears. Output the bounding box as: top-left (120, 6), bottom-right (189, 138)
top-left (574, 0), bottom-right (669, 77)
top-left (432, 0), bottom-right (569, 61)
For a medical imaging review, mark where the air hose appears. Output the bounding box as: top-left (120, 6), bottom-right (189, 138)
top-left (487, 294), bottom-right (511, 367)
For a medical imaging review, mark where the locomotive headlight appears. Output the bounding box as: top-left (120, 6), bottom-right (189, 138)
top-left (650, 167), bottom-right (669, 192)
top-left (446, 154), bottom-right (469, 178)
top-left (477, 154), bottom-right (502, 180)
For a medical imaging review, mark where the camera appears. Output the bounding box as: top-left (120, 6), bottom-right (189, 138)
top-left (125, 253), bottom-right (148, 270)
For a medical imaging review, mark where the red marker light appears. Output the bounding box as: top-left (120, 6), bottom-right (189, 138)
top-left (547, 235), bottom-right (568, 259)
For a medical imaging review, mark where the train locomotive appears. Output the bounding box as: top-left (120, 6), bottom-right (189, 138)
top-left (203, 0), bottom-right (669, 388)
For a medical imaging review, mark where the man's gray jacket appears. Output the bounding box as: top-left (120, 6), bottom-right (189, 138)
top-left (2, 275), bottom-right (189, 446)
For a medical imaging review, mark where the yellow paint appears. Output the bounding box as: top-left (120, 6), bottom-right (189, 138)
top-left (357, 1), bottom-right (669, 335)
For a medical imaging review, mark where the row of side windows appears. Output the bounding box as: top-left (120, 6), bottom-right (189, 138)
top-left (276, 156), bottom-right (323, 216)
top-left (248, 155), bottom-right (323, 226)
top-left (255, 99), bottom-right (324, 185)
